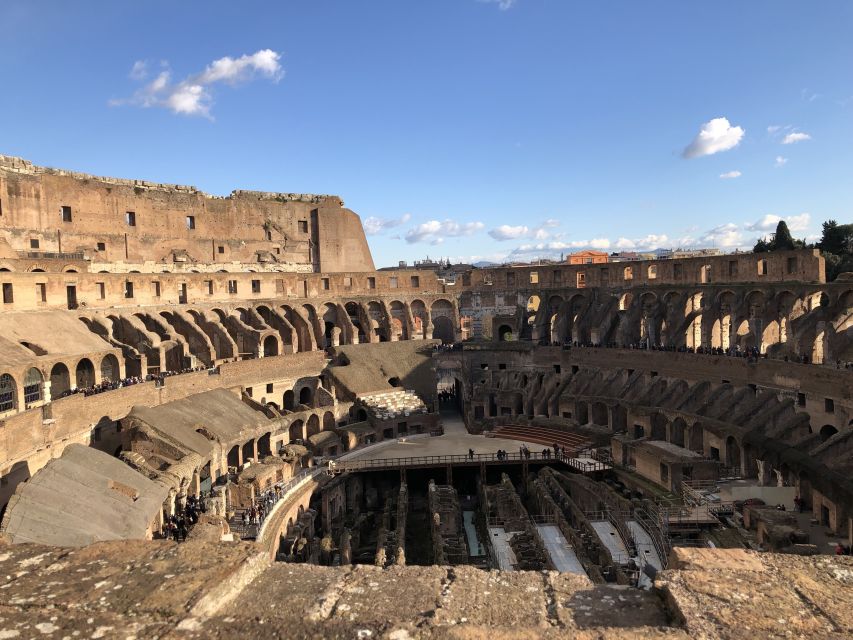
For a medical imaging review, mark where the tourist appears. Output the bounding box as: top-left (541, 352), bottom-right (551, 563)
top-left (468, 448), bottom-right (474, 460)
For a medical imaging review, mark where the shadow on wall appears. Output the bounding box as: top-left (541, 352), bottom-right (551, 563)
top-left (0, 460), bottom-right (32, 522)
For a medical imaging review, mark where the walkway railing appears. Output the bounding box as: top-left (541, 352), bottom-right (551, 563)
top-left (328, 450), bottom-right (608, 474)
top-left (230, 467), bottom-right (323, 539)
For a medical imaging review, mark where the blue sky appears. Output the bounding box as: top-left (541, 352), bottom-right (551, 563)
top-left (1, 0), bottom-right (851, 267)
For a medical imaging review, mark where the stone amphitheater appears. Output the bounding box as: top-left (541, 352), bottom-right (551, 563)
top-left (0, 155), bottom-right (851, 639)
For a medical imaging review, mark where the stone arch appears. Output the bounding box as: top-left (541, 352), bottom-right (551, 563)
top-left (258, 432), bottom-right (272, 458)
top-left (100, 354), bottom-right (120, 382)
top-left (430, 299), bottom-right (456, 342)
top-left (344, 302), bottom-right (367, 343)
top-left (689, 422), bottom-right (704, 453)
top-left (725, 435), bottom-right (741, 470)
top-left (546, 295), bottom-right (564, 343)
top-left (611, 404), bottom-right (628, 432)
top-left (366, 301), bottom-right (388, 342)
top-left (498, 324), bottom-right (514, 342)
top-left (283, 390), bottom-right (295, 411)
top-left (410, 299), bottom-right (428, 338)
top-left (281, 305), bottom-right (313, 352)
top-left (299, 386), bottom-right (313, 407)
top-left (321, 302), bottom-right (342, 347)
top-left (0, 373), bottom-right (17, 413)
top-left (289, 420), bottom-right (304, 442)
top-left (575, 402), bottom-right (589, 424)
top-left (75, 358), bottom-right (95, 388)
top-left (670, 417), bottom-right (687, 448)
top-left (50, 362), bottom-right (71, 398)
top-left (619, 292), bottom-right (634, 312)
top-left (819, 424), bottom-right (838, 442)
top-left (323, 411), bottom-right (335, 431)
top-left (23, 367), bottom-right (44, 406)
top-left (432, 316), bottom-right (455, 344)
top-left (242, 439), bottom-right (255, 463)
top-left (262, 335), bottom-right (279, 357)
top-left (591, 402), bottom-right (609, 427)
top-left (306, 414), bottom-right (320, 438)
top-left (650, 413), bottom-right (668, 440)
top-left (227, 445), bottom-right (240, 468)
top-left (388, 301), bottom-right (408, 341)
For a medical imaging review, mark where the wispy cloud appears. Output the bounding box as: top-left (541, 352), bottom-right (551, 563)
top-left (363, 213), bottom-right (411, 235)
top-left (782, 131), bottom-right (811, 144)
top-left (682, 117), bottom-right (745, 159)
top-left (775, 155), bottom-right (788, 167)
top-left (405, 219), bottom-right (485, 245)
top-left (719, 170), bottom-right (742, 179)
top-left (477, 0), bottom-right (517, 10)
top-left (110, 49), bottom-right (283, 119)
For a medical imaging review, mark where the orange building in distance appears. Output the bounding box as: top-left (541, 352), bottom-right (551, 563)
top-left (567, 250), bottom-right (609, 265)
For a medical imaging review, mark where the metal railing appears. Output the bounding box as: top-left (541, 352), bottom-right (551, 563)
top-left (328, 450), bottom-right (599, 474)
top-left (231, 467), bottom-right (323, 539)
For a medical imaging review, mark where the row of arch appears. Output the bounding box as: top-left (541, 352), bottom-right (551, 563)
top-left (0, 354), bottom-right (122, 413)
top-left (517, 286), bottom-right (852, 362)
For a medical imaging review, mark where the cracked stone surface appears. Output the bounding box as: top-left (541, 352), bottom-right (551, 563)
top-left (0, 540), bottom-right (851, 639)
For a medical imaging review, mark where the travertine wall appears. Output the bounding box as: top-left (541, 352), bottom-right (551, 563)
top-left (0, 155), bottom-right (374, 272)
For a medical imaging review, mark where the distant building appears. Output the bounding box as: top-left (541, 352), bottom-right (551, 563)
top-left (671, 248), bottom-right (722, 259)
top-left (567, 250), bottom-right (609, 265)
top-left (609, 251), bottom-right (642, 262)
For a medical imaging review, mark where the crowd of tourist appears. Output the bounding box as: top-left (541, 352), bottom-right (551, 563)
top-left (432, 342), bottom-right (463, 352)
top-left (545, 339), bottom-right (853, 369)
top-left (58, 366), bottom-right (213, 399)
top-left (438, 387), bottom-right (457, 404)
top-left (435, 338), bottom-right (851, 369)
top-left (161, 494), bottom-right (206, 542)
top-left (238, 483), bottom-right (288, 535)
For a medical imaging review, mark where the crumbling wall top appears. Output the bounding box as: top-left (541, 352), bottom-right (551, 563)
top-left (0, 154), bottom-right (339, 203)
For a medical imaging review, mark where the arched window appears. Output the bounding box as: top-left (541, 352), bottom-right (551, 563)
top-left (0, 373), bottom-right (17, 412)
top-left (23, 368), bottom-right (43, 406)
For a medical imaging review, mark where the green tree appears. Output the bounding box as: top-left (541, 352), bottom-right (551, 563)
top-left (816, 219), bottom-right (853, 281)
top-left (772, 220), bottom-right (796, 250)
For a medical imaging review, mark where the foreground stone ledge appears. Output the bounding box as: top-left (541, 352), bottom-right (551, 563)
top-left (0, 540), bottom-right (851, 639)
top-left (658, 547), bottom-right (853, 639)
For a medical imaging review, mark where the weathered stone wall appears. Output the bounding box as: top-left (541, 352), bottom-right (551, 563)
top-left (0, 154), bottom-right (374, 272)
top-left (0, 539), bottom-right (849, 639)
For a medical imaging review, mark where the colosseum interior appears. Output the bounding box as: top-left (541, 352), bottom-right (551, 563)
top-left (0, 154), bottom-right (851, 638)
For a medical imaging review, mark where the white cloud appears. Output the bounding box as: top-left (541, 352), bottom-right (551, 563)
top-left (697, 223), bottom-right (743, 248)
top-left (197, 49), bottom-right (284, 85)
top-left (682, 117), bottom-right (745, 159)
top-left (612, 234), bottom-right (670, 250)
top-left (487, 219), bottom-right (560, 242)
top-left (111, 49), bottom-right (283, 118)
top-left (746, 213), bottom-right (811, 234)
top-left (363, 213), bottom-right (411, 236)
top-left (405, 219), bottom-right (485, 244)
top-left (782, 131), bottom-right (811, 144)
top-left (489, 225), bottom-right (529, 241)
top-left (478, 0), bottom-right (517, 10)
top-left (719, 170), bottom-right (742, 179)
top-left (767, 125), bottom-right (783, 134)
top-left (775, 155), bottom-right (788, 167)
